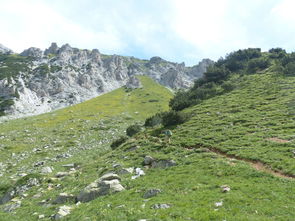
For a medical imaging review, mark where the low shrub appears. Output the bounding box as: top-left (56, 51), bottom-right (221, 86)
top-left (162, 110), bottom-right (190, 127)
top-left (144, 113), bottom-right (164, 127)
top-left (126, 124), bottom-right (141, 137)
top-left (110, 136), bottom-right (128, 149)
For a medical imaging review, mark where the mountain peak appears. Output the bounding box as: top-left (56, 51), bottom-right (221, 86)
top-left (44, 42), bottom-right (59, 55)
top-left (20, 47), bottom-right (43, 58)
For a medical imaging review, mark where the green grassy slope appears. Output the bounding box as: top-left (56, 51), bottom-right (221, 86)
top-left (0, 76), bottom-right (173, 219)
top-left (1, 71), bottom-right (295, 220)
top-left (63, 72), bottom-right (294, 220)
top-left (174, 73), bottom-right (295, 175)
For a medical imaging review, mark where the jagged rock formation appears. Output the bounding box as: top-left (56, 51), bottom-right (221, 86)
top-left (0, 43), bottom-right (213, 120)
top-left (125, 75), bottom-right (142, 89)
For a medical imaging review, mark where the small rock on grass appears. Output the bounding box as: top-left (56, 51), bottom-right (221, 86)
top-left (220, 185), bottom-right (230, 193)
top-left (143, 189), bottom-right (161, 198)
top-left (41, 166), bottom-right (53, 174)
top-left (131, 168), bottom-right (145, 179)
top-left (215, 201), bottom-right (223, 207)
top-left (151, 203), bottom-right (171, 209)
top-left (52, 193), bottom-right (75, 204)
top-left (3, 201), bottom-right (21, 212)
top-left (54, 205), bottom-right (72, 220)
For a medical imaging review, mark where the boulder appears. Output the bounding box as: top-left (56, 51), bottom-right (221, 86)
top-left (131, 168), bottom-right (145, 179)
top-left (0, 177), bottom-right (40, 205)
top-left (77, 173), bottom-right (124, 203)
top-left (52, 193), bottom-right (75, 204)
top-left (55, 172), bottom-right (69, 178)
top-left (220, 185), bottom-right (230, 193)
top-left (54, 205), bottom-right (72, 220)
top-left (118, 167), bottom-right (134, 175)
top-left (151, 160), bottom-right (176, 169)
top-left (143, 156), bottom-right (155, 166)
top-left (99, 173), bottom-right (121, 182)
top-left (41, 166), bottom-right (53, 174)
top-left (143, 189), bottom-right (161, 199)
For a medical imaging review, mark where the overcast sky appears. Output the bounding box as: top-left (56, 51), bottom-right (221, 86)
top-left (1, 0), bottom-right (295, 65)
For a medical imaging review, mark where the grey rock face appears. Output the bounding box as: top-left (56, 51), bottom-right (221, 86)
top-left (125, 75), bottom-right (142, 89)
top-left (0, 43), bottom-right (13, 54)
top-left (44, 42), bottom-right (59, 55)
top-left (20, 47), bottom-right (43, 58)
top-left (0, 43), bottom-right (213, 120)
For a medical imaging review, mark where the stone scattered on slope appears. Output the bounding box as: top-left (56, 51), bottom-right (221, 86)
top-left (151, 159), bottom-right (177, 169)
top-left (118, 167), bottom-right (134, 175)
top-left (215, 201), bottom-right (223, 207)
top-left (151, 203), bottom-right (171, 209)
top-left (41, 166), bottom-right (53, 174)
top-left (62, 163), bottom-right (77, 168)
top-left (52, 193), bottom-right (76, 204)
top-left (143, 156), bottom-right (155, 166)
top-left (131, 168), bottom-right (145, 179)
top-left (3, 200), bottom-right (21, 212)
top-left (38, 214), bottom-right (45, 219)
top-left (77, 173), bottom-right (125, 203)
top-left (143, 189), bottom-right (161, 199)
top-left (99, 172), bottom-right (121, 182)
top-left (54, 205), bottom-right (72, 220)
top-left (221, 185), bottom-right (230, 193)
top-left (55, 172), bottom-right (69, 178)
top-left (0, 177), bottom-right (40, 205)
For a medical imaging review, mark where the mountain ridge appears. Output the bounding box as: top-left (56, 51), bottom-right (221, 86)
top-left (0, 43), bottom-right (213, 121)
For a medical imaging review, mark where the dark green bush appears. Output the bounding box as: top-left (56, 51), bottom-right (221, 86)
top-left (247, 57), bottom-right (270, 73)
top-left (144, 113), bottom-right (163, 127)
top-left (204, 65), bottom-right (230, 83)
top-left (162, 110), bottom-right (190, 127)
top-left (126, 124), bottom-right (141, 137)
top-left (221, 82), bottom-right (235, 92)
top-left (269, 48), bottom-right (286, 59)
top-left (169, 91), bottom-right (193, 111)
top-left (110, 136), bottom-right (128, 149)
top-left (283, 61), bottom-right (295, 76)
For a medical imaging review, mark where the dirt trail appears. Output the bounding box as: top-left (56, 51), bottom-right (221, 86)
top-left (193, 145), bottom-right (295, 179)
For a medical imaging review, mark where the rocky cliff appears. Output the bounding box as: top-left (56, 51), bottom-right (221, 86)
top-left (0, 43), bottom-right (213, 120)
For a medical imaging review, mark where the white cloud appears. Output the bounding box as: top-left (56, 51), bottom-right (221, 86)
top-left (0, 0), bottom-right (125, 53)
top-left (271, 0), bottom-right (295, 23)
top-left (1, 0), bottom-right (294, 65)
top-left (170, 0), bottom-right (251, 59)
